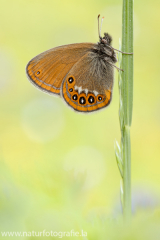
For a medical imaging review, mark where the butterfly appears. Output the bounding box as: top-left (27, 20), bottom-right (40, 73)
top-left (26, 15), bottom-right (130, 113)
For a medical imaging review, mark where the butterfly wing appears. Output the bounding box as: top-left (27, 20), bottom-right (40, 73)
top-left (26, 43), bottom-right (94, 95)
top-left (61, 51), bottom-right (114, 112)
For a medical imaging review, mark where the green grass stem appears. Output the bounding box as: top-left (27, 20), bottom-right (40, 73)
top-left (115, 0), bottom-right (133, 222)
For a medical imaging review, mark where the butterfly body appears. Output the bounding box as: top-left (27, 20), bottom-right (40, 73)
top-left (26, 33), bottom-right (117, 113)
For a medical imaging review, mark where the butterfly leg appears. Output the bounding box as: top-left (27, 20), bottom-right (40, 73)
top-left (107, 61), bottom-right (124, 72)
top-left (107, 44), bottom-right (133, 55)
top-left (112, 47), bottom-right (133, 55)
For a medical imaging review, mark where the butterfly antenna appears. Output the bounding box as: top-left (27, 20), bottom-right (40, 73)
top-left (98, 14), bottom-right (101, 39)
top-left (100, 16), bottom-right (104, 38)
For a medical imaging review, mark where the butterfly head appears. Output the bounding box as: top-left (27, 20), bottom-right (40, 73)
top-left (97, 32), bottom-right (117, 63)
top-left (100, 33), bottom-right (112, 46)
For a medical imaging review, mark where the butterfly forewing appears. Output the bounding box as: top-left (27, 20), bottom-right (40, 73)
top-left (26, 43), bottom-right (94, 95)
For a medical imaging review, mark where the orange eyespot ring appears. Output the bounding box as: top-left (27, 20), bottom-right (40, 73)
top-left (72, 93), bottom-right (78, 101)
top-left (67, 76), bottom-right (75, 85)
top-left (97, 94), bottom-right (104, 102)
top-left (69, 88), bottom-right (74, 94)
top-left (78, 93), bottom-right (87, 106)
top-left (87, 94), bottom-right (96, 105)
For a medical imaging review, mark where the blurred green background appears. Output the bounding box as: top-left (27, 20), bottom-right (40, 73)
top-left (1, 0), bottom-right (160, 239)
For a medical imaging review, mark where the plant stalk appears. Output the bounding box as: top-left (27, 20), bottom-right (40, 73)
top-left (121, 0), bottom-right (133, 221)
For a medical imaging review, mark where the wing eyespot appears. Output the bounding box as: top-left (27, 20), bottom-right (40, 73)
top-left (97, 94), bottom-right (105, 102)
top-left (79, 96), bottom-right (86, 105)
top-left (69, 88), bottom-right (73, 93)
top-left (72, 94), bottom-right (78, 101)
top-left (87, 94), bottom-right (96, 105)
top-left (67, 76), bottom-right (75, 85)
top-left (78, 93), bottom-right (87, 106)
top-left (35, 70), bottom-right (42, 76)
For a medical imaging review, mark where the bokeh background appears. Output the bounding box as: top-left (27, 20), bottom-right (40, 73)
top-left (1, 0), bottom-right (160, 239)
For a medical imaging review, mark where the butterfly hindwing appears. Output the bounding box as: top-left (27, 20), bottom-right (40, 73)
top-left (61, 51), bottom-right (114, 112)
top-left (26, 43), bottom-right (94, 95)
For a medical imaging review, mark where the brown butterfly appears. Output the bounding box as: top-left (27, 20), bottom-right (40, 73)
top-left (26, 15), bottom-right (130, 113)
